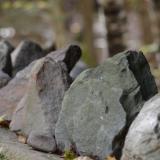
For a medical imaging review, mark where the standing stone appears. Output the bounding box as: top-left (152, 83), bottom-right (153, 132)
top-left (12, 40), bottom-right (45, 75)
top-left (0, 40), bottom-right (14, 76)
top-left (121, 94), bottom-right (160, 160)
top-left (0, 70), bottom-right (11, 89)
top-left (0, 44), bottom-right (81, 122)
top-left (55, 50), bottom-right (157, 160)
top-left (10, 58), bottom-right (71, 152)
top-left (48, 44), bottom-right (81, 73)
top-left (10, 44), bottom-right (81, 152)
top-left (126, 51), bottom-right (158, 101)
top-left (0, 61), bottom-right (35, 120)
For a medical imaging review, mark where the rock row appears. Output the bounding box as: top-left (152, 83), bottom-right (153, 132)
top-left (0, 40), bottom-right (159, 160)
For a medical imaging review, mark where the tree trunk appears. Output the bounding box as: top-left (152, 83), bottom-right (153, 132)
top-left (152, 0), bottom-right (160, 43)
top-left (79, 0), bottom-right (97, 66)
top-left (104, 0), bottom-right (126, 57)
top-left (49, 0), bottom-right (69, 48)
top-left (138, 0), bottom-right (154, 45)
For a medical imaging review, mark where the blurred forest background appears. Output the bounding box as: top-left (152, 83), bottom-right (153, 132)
top-left (1, 0), bottom-right (160, 87)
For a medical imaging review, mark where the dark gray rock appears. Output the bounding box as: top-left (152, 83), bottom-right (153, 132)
top-left (126, 51), bottom-right (157, 100)
top-left (10, 44), bottom-right (82, 152)
top-left (12, 40), bottom-right (45, 75)
top-left (48, 44), bottom-right (81, 73)
top-left (0, 70), bottom-right (11, 89)
top-left (0, 40), bottom-right (14, 76)
top-left (121, 94), bottom-right (160, 160)
top-left (55, 50), bottom-right (157, 160)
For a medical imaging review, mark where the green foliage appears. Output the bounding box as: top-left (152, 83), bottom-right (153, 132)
top-left (127, 0), bottom-right (142, 10)
top-left (81, 44), bottom-right (96, 67)
top-left (64, 150), bottom-right (76, 160)
top-left (0, 152), bottom-right (9, 160)
top-left (140, 43), bottom-right (159, 55)
top-left (0, 0), bottom-right (49, 11)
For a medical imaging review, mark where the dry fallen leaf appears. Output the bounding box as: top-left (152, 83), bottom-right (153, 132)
top-left (18, 135), bottom-right (27, 144)
top-left (106, 155), bottom-right (117, 160)
top-left (0, 115), bottom-right (6, 123)
top-left (0, 115), bottom-right (10, 128)
top-left (74, 156), bottom-right (93, 160)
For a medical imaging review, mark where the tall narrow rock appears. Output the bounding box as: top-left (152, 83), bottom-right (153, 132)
top-left (10, 44), bottom-right (82, 152)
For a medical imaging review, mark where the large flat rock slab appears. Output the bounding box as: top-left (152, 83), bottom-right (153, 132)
top-left (0, 128), bottom-right (62, 160)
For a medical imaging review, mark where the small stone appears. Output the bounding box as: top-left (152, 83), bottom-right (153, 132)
top-left (18, 134), bottom-right (27, 144)
top-left (0, 40), bottom-right (14, 76)
top-left (27, 131), bottom-right (56, 152)
top-left (0, 128), bottom-right (62, 160)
